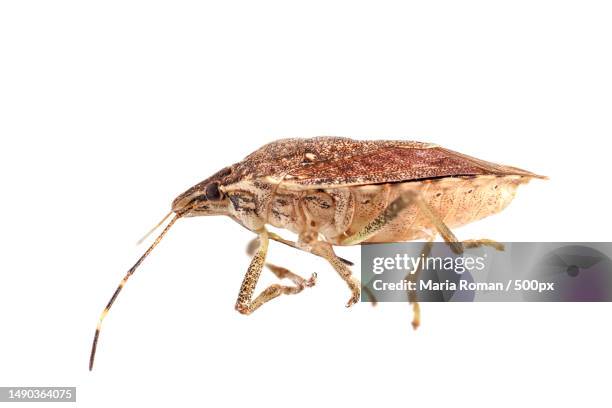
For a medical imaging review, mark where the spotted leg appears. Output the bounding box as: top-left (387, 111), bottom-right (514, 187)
top-left (245, 237), bottom-right (317, 290)
top-left (247, 236), bottom-right (372, 306)
top-left (298, 232), bottom-right (361, 308)
top-left (236, 229), bottom-right (313, 315)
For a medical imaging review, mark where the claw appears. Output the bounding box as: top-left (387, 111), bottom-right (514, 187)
top-left (345, 293), bottom-right (359, 308)
top-left (305, 272), bottom-right (317, 287)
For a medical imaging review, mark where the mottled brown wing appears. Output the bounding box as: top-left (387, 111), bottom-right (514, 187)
top-left (226, 137), bottom-right (432, 185)
top-left (281, 145), bottom-right (544, 189)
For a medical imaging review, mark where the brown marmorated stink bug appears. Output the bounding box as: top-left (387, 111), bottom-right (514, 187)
top-left (89, 136), bottom-right (545, 370)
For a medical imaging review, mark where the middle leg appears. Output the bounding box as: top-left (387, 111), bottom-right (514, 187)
top-left (298, 233), bottom-right (361, 308)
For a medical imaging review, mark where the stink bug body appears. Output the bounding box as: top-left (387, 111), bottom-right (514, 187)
top-left (89, 136), bottom-right (545, 370)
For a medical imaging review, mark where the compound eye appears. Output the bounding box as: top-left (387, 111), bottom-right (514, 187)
top-left (206, 182), bottom-right (222, 201)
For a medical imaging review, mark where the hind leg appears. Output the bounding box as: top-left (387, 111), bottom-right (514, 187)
top-left (340, 189), bottom-right (502, 326)
top-left (407, 238), bottom-right (434, 329)
top-left (342, 189), bottom-right (504, 253)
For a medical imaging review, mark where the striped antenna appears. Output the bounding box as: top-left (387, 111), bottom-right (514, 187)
top-left (89, 211), bottom-right (182, 371)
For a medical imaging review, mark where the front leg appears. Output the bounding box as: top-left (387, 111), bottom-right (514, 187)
top-left (235, 229), bottom-right (269, 314)
top-left (245, 236), bottom-right (317, 290)
top-left (236, 229), bottom-right (315, 315)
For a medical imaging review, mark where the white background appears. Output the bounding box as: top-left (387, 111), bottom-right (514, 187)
top-left (1, 1), bottom-right (610, 407)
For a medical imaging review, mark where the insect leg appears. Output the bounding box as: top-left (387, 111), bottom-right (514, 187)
top-left (342, 189), bottom-right (502, 254)
top-left (340, 189), bottom-right (440, 246)
top-left (245, 236), bottom-right (318, 289)
top-left (406, 238), bottom-right (434, 330)
top-left (266, 264), bottom-right (317, 290)
top-left (236, 229), bottom-right (313, 315)
top-left (301, 236), bottom-right (361, 308)
top-left (410, 197), bottom-right (504, 253)
top-left (247, 233), bottom-right (354, 266)
top-left (463, 239), bottom-right (505, 251)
